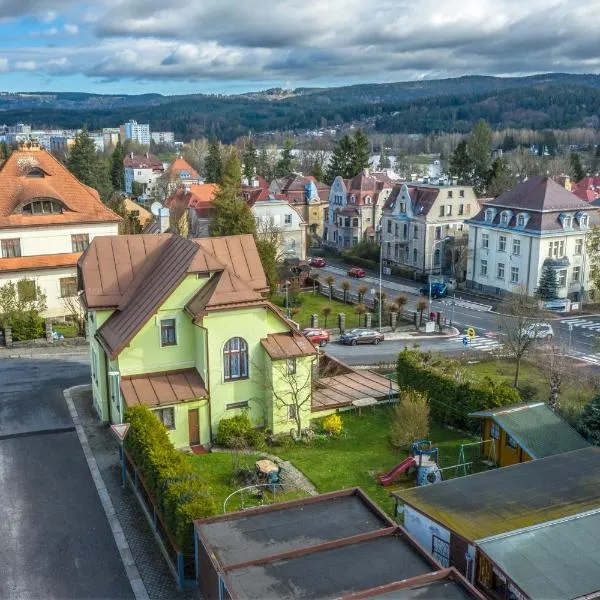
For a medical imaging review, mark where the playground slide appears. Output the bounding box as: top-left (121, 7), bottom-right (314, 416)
top-left (378, 457), bottom-right (416, 486)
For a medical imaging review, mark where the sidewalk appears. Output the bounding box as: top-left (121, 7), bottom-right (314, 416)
top-left (0, 343), bottom-right (89, 359)
top-left (69, 386), bottom-right (195, 600)
top-left (329, 326), bottom-right (459, 342)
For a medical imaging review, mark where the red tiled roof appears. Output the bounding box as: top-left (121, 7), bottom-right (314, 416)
top-left (123, 153), bottom-right (163, 170)
top-left (168, 157), bottom-right (200, 179)
top-left (0, 252), bottom-right (80, 272)
top-left (120, 369), bottom-right (208, 408)
top-left (260, 332), bottom-right (317, 359)
top-left (166, 184), bottom-right (219, 210)
top-left (0, 147), bottom-right (120, 228)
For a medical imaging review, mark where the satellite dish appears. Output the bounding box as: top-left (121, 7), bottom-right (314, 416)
top-left (150, 202), bottom-right (162, 216)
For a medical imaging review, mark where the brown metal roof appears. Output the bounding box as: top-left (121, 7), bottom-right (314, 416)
top-left (312, 370), bottom-right (397, 411)
top-left (260, 332), bottom-right (318, 359)
top-left (120, 368), bottom-right (207, 408)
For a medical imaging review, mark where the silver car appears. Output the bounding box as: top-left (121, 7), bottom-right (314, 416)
top-left (521, 322), bottom-right (554, 340)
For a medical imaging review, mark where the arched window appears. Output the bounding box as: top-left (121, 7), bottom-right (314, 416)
top-left (223, 337), bottom-right (248, 381)
top-left (434, 248), bottom-right (441, 266)
top-left (413, 248), bottom-right (418, 264)
top-left (517, 214), bottom-right (525, 227)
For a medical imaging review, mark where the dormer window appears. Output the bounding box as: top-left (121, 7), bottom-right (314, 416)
top-left (563, 216), bottom-right (572, 228)
top-left (517, 214), bottom-right (525, 227)
top-left (365, 196), bottom-right (372, 205)
top-left (576, 212), bottom-right (590, 228)
top-left (500, 212), bottom-right (509, 225)
top-left (350, 195), bottom-right (356, 204)
top-left (25, 167), bottom-right (45, 178)
top-left (485, 209), bottom-right (496, 223)
top-left (21, 200), bottom-right (63, 215)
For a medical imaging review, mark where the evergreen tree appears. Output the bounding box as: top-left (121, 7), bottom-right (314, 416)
top-left (591, 145), bottom-right (600, 175)
top-left (255, 238), bottom-right (277, 294)
top-left (467, 119), bottom-right (493, 196)
top-left (311, 160), bottom-right (325, 183)
top-left (350, 129), bottom-right (371, 175)
top-left (487, 157), bottom-right (513, 198)
top-left (242, 139), bottom-right (257, 181)
top-left (275, 138), bottom-right (294, 177)
top-left (578, 394), bottom-right (600, 445)
top-left (535, 263), bottom-right (559, 300)
top-left (204, 137), bottom-right (222, 184)
top-left (378, 145), bottom-right (391, 169)
top-left (448, 140), bottom-right (472, 184)
top-left (256, 147), bottom-right (272, 180)
top-left (67, 129), bottom-right (112, 201)
top-left (569, 152), bottom-right (585, 182)
top-left (325, 135), bottom-right (354, 183)
top-left (221, 150), bottom-right (242, 191)
top-left (110, 141), bottom-right (125, 191)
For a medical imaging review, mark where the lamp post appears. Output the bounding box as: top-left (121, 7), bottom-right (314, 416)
top-left (283, 280), bottom-right (291, 317)
top-left (377, 225), bottom-right (390, 332)
top-left (428, 236), bottom-right (451, 317)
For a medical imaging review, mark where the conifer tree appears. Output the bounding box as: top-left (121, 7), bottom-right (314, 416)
top-left (467, 119), bottom-right (492, 195)
top-left (535, 263), bottom-right (559, 300)
top-left (449, 140), bottom-right (472, 184)
top-left (68, 129), bottom-right (112, 200)
top-left (325, 135), bottom-right (354, 183)
top-left (487, 157), bottom-right (513, 198)
top-left (578, 394), bottom-right (600, 445)
top-left (350, 129), bottom-right (371, 175)
top-left (378, 145), bottom-right (391, 169)
top-left (569, 152), bottom-right (585, 182)
top-left (242, 139), bottom-right (257, 181)
top-left (110, 141), bottom-right (125, 191)
top-left (275, 138), bottom-right (294, 177)
top-left (205, 137), bottom-right (222, 184)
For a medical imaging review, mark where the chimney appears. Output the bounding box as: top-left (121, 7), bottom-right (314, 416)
top-left (158, 207), bottom-right (170, 233)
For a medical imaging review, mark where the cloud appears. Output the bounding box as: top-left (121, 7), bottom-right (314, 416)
top-left (0, 57), bottom-right (8, 72)
top-left (3, 0), bottom-right (600, 88)
top-left (14, 60), bottom-right (37, 71)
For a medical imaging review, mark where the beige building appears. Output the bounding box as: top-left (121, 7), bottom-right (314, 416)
top-left (381, 183), bottom-right (479, 280)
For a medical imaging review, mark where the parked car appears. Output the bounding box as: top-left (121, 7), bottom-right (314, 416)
top-left (419, 282), bottom-right (448, 299)
top-left (302, 328), bottom-right (331, 347)
top-left (348, 267), bottom-right (366, 278)
top-left (339, 328), bottom-right (384, 345)
top-left (308, 257), bottom-right (327, 268)
top-left (521, 322), bottom-right (554, 341)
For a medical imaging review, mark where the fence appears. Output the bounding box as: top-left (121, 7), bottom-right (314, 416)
top-left (121, 448), bottom-right (197, 589)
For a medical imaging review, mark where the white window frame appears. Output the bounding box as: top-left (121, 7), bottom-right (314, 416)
top-left (498, 236), bottom-right (507, 252)
top-left (480, 259), bottom-right (488, 277)
top-left (153, 407), bottom-right (176, 430)
top-left (159, 317), bottom-right (178, 347)
top-left (558, 269), bottom-right (567, 287)
top-left (497, 263), bottom-right (505, 279)
top-left (511, 266), bottom-right (519, 284)
top-left (512, 239), bottom-right (520, 256)
top-left (482, 233), bottom-right (489, 249)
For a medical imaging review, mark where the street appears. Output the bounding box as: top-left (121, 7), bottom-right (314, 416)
top-left (0, 356), bottom-right (134, 599)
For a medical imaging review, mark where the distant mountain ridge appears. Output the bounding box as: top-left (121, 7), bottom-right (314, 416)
top-left (1, 73), bottom-right (600, 141)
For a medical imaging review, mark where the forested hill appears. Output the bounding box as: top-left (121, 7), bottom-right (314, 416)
top-left (2, 73), bottom-right (600, 141)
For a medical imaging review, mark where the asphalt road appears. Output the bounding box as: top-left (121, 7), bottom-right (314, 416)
top-left (0, 356), bottom-right (134, 599)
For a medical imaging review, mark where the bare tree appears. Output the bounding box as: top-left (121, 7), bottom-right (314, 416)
top-left (446, 236), bottom-right (470, 283)
top-left (497, 285), bottom-right (542, 388)
top-left (543, 343), bottom-right (571, 413)
top-left (62, 295), bottom-right (86, 336)
top-left (255, 214), bottom-right (285, 261)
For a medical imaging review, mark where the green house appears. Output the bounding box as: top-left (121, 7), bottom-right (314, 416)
top-left (78, 233), bottom-right (319, 449)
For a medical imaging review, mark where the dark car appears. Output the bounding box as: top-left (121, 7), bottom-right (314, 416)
top-left (348, 267), bottom-right (366, 278)
top-left (308, 257), bottom-right (327, 268)
top-left (339, 328), bottom-right (384, 346)
top-left (419, 282), bottom-right (448, 299)
top-left (302, 328), bottom-right (331, 347)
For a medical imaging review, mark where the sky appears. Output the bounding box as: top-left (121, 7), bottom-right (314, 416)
top-left (0, 0), bottom-right (599, 96)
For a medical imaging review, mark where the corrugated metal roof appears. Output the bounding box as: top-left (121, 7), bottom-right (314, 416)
top-left (469, 402), bottom-right (589, 459)
top-left (394, 447), bottom-right (600, 541)
top-left (120, 368), bottom-right (207, 408)
top-left (478, 509), bottom-right (600, 600)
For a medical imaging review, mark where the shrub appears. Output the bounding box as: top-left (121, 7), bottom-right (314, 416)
top-left (396, 349), bottom-right (520, 430)
top-left (391, 389), bottom-right (430, 449)
top-left (341, 255), bottom-right (377, 272)
top-left (322, 414), bottom-right (343, 436)
top-left (124, 406), bottom-right (216, 553)
top-left (578, 394), bottom-right (600, 445)
top-left (215, 413), bottom-right (264, 449)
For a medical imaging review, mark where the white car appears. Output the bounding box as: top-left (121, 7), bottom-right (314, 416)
top-left (522, 322), bottom-right (554, 341)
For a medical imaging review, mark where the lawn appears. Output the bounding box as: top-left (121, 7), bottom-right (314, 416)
top-left (273, 291), bottom-right (364, 329)
top-left (275, 406), bottom-right (477, 515)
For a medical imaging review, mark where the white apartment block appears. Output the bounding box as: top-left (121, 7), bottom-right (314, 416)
top-left (381, 183), bottom-right (479, 280)
top-left (120, 120), bottom-right (151, 146)
top-left (466, 177), bottom-right (599, 299)
top-left (151, 131), bottom-right (175, 145)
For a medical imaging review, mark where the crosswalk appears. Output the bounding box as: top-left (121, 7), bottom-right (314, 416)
top-left (560, 317), bottom-right (600, 331)
top-left (449, 335), bottom-right (503, 352)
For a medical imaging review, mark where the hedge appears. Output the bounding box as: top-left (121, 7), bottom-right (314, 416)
top-left (341, 255), bottom-right (378, 271)
top-left (124, 406), bottom-right (216, 554)
top-left (396, 349), bottom-right (520, 430)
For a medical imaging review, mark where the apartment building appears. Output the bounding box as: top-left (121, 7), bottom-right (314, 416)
top-left (120, 120), bottom-right (151, 146)
top-left (123, 152), bottom-right (165, 195)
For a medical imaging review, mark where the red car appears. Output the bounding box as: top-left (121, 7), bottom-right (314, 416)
top-left (302, 328), bottom-right (331, 347)
top-left (348, 267), bottom-right (366, 278)
top-left (308, 257), bottom-right (327, 267)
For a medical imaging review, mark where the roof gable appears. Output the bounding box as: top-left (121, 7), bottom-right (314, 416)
top-left (168, 157), bottom-right (200, 179)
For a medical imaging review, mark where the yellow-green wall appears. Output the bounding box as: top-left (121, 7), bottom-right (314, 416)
top-left (88, 309), bottom-right (114, 422)
top-left (153, 399), bottom-right (210, 448)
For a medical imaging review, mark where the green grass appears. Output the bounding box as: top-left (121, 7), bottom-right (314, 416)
top-left (275, 406), bottom-right (476, 515)
top-left (52, 323), bottom-right (79, 338)
top-left (273, 292), bottom-right (364, 329)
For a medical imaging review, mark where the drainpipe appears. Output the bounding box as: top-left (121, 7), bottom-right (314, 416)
top-left (525, 236), bottom-right (533, 295)
top-left (195, 322), bottom-right (212, 443)
top-left (108, 370), bottom-right (122, 423)
top-left (471, 227), bottom-right (478, 289)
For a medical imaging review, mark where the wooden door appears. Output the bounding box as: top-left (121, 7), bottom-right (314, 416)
top-left (188, 408), bottom-right (200, 446)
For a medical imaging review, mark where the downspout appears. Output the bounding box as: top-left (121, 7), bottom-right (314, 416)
top-left (525, 236), bottom-right (533, 295)
top-left (471, 226), bottom-right (478, 289)
top-left (195, 321), bottom-right (213, 443)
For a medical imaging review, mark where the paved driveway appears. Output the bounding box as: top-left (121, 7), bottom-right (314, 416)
top-left (0, 356), bottom-right (134, 599)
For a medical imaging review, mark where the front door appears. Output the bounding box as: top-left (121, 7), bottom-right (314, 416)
top-left (188, 408), bottom-right (200, 446)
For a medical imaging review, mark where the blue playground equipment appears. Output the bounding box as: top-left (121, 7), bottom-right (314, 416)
top-left (411, 440), bottom-right (443, 486)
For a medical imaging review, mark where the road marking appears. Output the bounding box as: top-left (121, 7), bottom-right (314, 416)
top-left (441, 299), bottom-right (493, 312)
top-left (449, 335), bottom-right (502, 352)
top-left (559, 318), bottom-right (600, 331)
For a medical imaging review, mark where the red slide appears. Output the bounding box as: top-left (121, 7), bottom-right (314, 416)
top-left (378, 457), bottom-right (416, 486)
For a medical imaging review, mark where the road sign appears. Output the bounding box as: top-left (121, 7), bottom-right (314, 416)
top-left (111, 423), bottom-right (130, 442)
top-left (568, 323), bottom-right (573, 332)
top-left (462, 337), bottom-right (469, 346)
top-left (467, 327), bottom-right (476, 339)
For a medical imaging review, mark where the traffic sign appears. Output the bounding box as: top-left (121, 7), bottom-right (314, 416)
top-left (111, 422), bottom-right (130, 442)
top-left (568, 323), bottom-right (573, 332)
top-left (462, 337), bottom-right (469, 346)
top-left (467, 327), bottom-right (476, 339)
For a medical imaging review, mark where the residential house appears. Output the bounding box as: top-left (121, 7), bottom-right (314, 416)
top-left (120, 120), bottom-right (151, 146)
top-left (324, 171), bottom-right (394, 251)
top-left (166, 157), bottom-right (203, 189)
top-left (393, 447), bottom-right (600, 597)
top-left (79, 233), bottom-right (395, 449)
top-left (465, 177), bottom-right (599, 299)
top-left (269, 174), bottom-right (330, 239)
top-left (469, 402), bottom-right (589, 467)
top-left (165, 183), bottom-right (220, 237)
top-left (123, 152), bottom-right (165, 196)
top-left (122, 198), bottom-right (152, 229)
top-left (0, 142), bottom-right (120, 317)
top-left (194, 488), bottom-right (483, 600)
top-left (571, 176), bottom-right (600, 203)
top-left (241, 175), bottom-right (270, 205)
top-left (381, 183), bottom-right (478, 280)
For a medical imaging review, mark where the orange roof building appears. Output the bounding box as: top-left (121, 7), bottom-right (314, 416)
top-left (167, 157), bottom-right (202, 186)
top-left (0, 142), bottom-right (120, 317)
top-left (165, 183), bottom-right (220, 236)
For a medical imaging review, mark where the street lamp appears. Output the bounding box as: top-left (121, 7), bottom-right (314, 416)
top-left (428, 236), bottom-right (452, 317)
top-left (377, 225), bottom-right (391, 332)
top-left (283, 280), bottom-right (291, 317)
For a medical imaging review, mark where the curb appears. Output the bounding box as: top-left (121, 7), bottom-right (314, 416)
top-left (0, 348), bottom-right (89, 359)
top-left (63, 385), bottom-right (150, 600)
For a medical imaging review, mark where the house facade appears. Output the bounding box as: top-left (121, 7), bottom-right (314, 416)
top-left (167, 157), bottom-right (203, 188)
top-left (465, 177), bottom-right (599, 299)
top-left (166, 183), bottom-right (220, 238)
top-left (380, 183), bottom-right (478, 280)
top-left (79, 234), bottom-right (318, 449)
top-left (123, 152), bottom-right (165, 195)
top-left (269, 174), bottom-right (330, 239)
top-left (324, 171), bottom-right (394, 251)
top-left (0, 143), bottom-right (120, 317)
